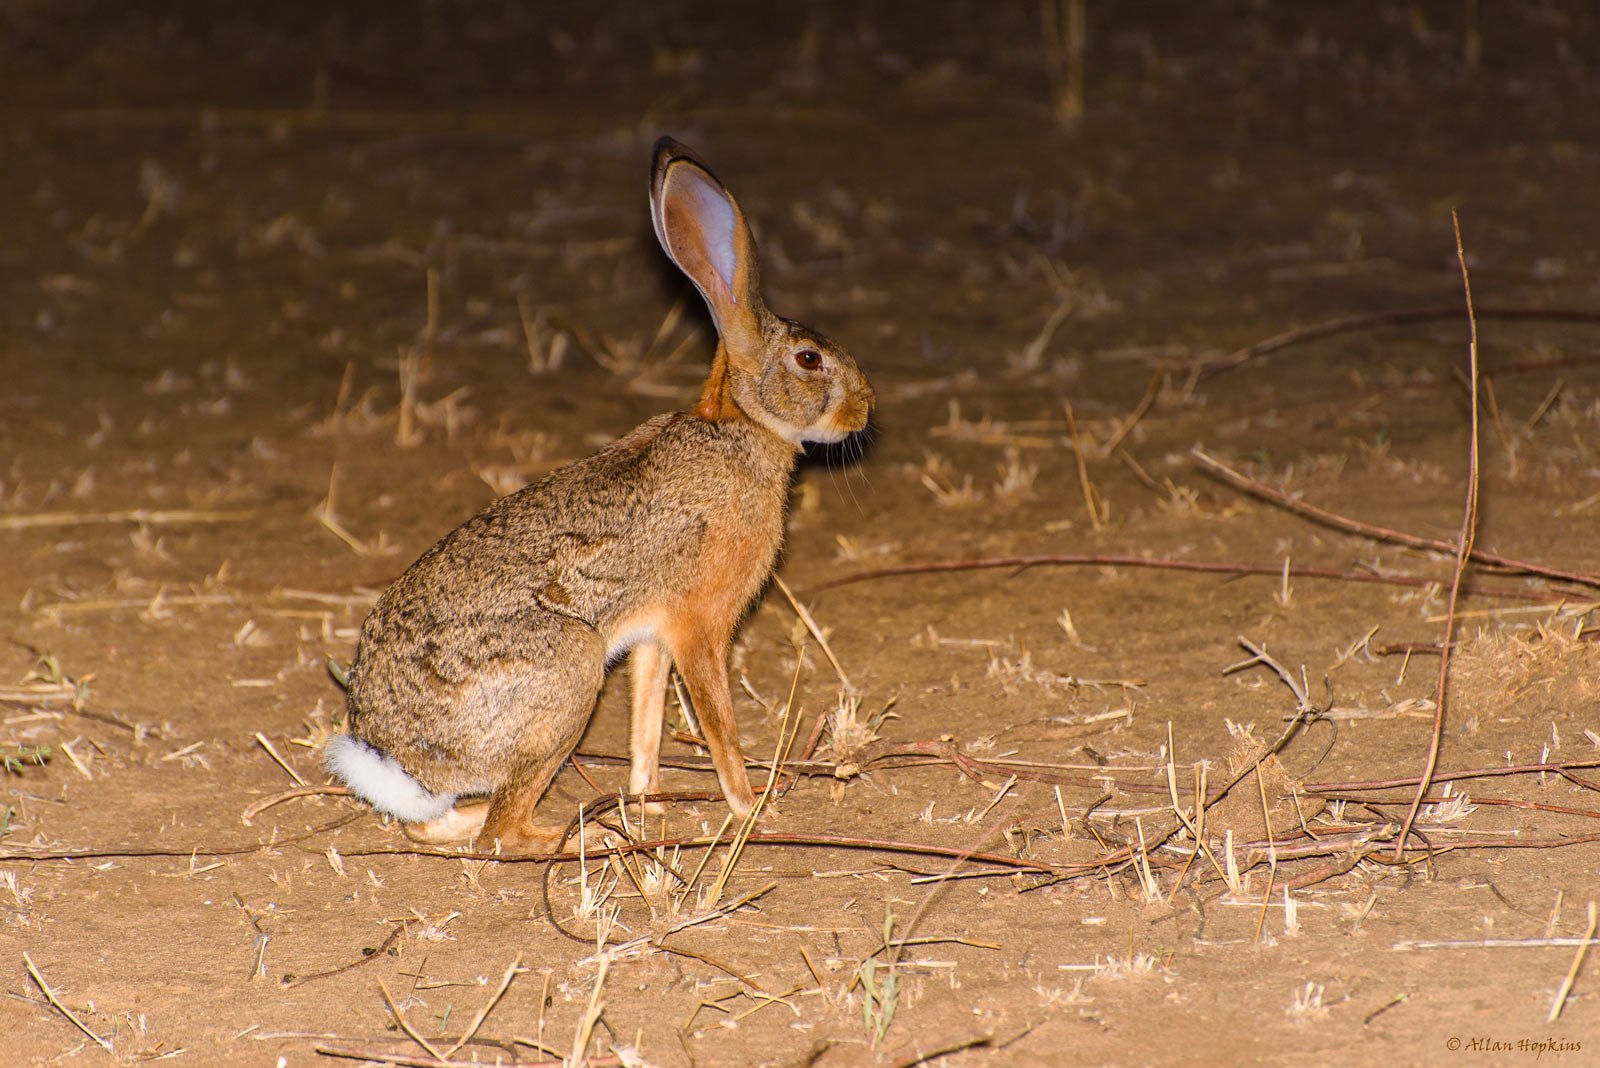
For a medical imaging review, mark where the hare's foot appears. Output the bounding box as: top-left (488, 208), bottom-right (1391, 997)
top-left (404, 801), bottom-right (490, 844)
top-left (478, 794), bottom-right (572, 854)
top-left (723, 786), bottom-right (781, 822)
top-left (477, 819), bottom-right (573, 855)
top-left (474, 757), bottom-right (577, 855)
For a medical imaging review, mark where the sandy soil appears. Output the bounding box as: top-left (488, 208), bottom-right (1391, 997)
top-left (3, 3), bottom-right (1600, 1065)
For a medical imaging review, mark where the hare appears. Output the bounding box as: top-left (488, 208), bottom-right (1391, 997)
top-left (324, 138), bottom-right (873, 853)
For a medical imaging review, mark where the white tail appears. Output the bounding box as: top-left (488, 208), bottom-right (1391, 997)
top-left (324, 734), bottom-right (455, 822)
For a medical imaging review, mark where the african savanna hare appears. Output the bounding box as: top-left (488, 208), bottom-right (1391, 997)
top-left (324, 138), bottom-right (874, 852)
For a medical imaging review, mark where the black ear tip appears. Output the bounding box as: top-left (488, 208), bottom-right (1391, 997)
top-left (653, 136), bottom-right (690, 170)
top-left (652, 136), bottom-right (718, 182)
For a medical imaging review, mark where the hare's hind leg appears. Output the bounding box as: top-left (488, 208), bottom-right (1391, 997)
top-left (667, 628), bottom-right (757, 818)
top-left (627, 642), bottom-right (672, 814)
top-left (404, 801), bottom-right (490, 844)
top-left (476, 750), bottom-right (577, 854)
top-left (476, 624), bottom-right (606, 854)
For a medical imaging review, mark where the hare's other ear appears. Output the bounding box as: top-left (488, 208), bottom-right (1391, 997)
top-left (650, 138), bottom-right (765, 356)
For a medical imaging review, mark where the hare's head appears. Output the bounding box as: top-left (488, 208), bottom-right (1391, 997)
top-left (650, 138), bottom-right (873, 447)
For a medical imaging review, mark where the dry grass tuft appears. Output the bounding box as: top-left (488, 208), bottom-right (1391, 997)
top-left (1448, 626), bottom-right (1600, 712)
top-left (819, 693), bottom-right (898, 791)
top-left (1203, 723), bottom-right (1326, 843)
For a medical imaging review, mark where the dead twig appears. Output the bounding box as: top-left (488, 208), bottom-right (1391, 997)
top-left (1399, 934), bottom-right (1600, 951)
top-left (378, 979), bottom-right (447, 1062)
top-left (0, 508), bottom-right (256, 531)
top-left (1060, 397), bottom-right (1106, 531)
top-left (254, 732), bottom-right (308, 787)
top-left (1395, 213), bottom-right (1481, 860)
top-left (242, 785), bottom-right (351, 824)
top-left (314, 1043), bottom-right (612, 1067)
top-left (1308, 758), bottom-right (1600, 793)
top-left (1198, 304), bottom-right (1600, 379)
top-left (283, 922), bottom-right (406, 989)
top-left (1543, 900), bottom-right (1594, 1024)
top-left (0, 813), bottom-right (359, 861)
top-left (806, 552), bottom-right (1562, 601)
top-left (442, 954), bottom-right (524, 1058)
top-left (23, 951), bottom-right (114, 1052)
top-left (1190, 450), bottom-right (1600, 592)
top-left (772, 576), bottom-right (853, 691)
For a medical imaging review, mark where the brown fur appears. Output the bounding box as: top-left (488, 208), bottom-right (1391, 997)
top-left (330, 138), bottom-right (874, 853)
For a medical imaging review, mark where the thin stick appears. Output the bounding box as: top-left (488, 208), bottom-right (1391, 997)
top-left (807, 551), bottom-right (1562, 601)
top-left (241, 785), bottom-right (350, 824)
top-left (22, 951), bottom-right (113, 1051)
top-left (1320, 795), bottom-right (1600, 821)
top-left (421, 267), bottom-right (440, 356)
top-left (707, 654), bottom-right (807, 905)
top-left (890, 1028), bottom-right (1007, 1068)
top-left (0, 813), bottom-right (360, 862)
top-left (659, 882), bottom-right (779, 940)
top-left (1309, 758), bottom-right (1600, 793)
top-left (378, 979), bottom-right (448, 1062)
top-left (283, 923), bottom-right (405, 988)
top-left (536, 970), bottom-right (551, 1057)
top-left (1060, 397), bottom-right (1105, 531)
top-left (1399, 934), bottom-right (1600, 951)
top-left (442, 954), bottom-right (524, 1057)
top-left (1522, 378), bottom-right (1564, 435)
top-left (1101, 370), bottom-right (1164, 456)
top-left (395, 346), bottom-right (423, 448)
top-left (1190, 449), bottom-right (1599, 591)
top-left (1161, 724), bottom-right (1226, 892)
top-left (656, 940), bottom-right (768, 993)
top-left (1395, 212), bottom-right (1480, 860)
top-left (1199, 304), bottom-right (1600, 378)
top-left (1252, 769), bottom-right (1278, 944)
top-left (679, 812), bottom-right (736, 902)
top-left (0, 508), bottom-right (257, 531)
top-left (1547, 901), bottom-right (1598, 1023)
top-left (315, 1045), bottom-right (613, 1068)
top-left (772, 575), bottom-right (853, 691)
top-left (568, 958), bottom-right (609, 1067)
top-left (894, 787), bottom-right (1031, 977)
top-left (325, 359), bottom-right (357, 429)
top-left (253, 732), bottom-right (308, 787)
top-left (315, 462), bottom-right (373, 556)
top-left (1041, 0), bottom-right (1087, 125)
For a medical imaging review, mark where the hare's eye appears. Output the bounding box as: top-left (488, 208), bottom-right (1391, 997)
top-left (794, 349), bottom-right (822, 371)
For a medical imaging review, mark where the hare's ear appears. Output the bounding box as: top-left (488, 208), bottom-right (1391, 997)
top-left (650, 138), bottom-right (765, 358)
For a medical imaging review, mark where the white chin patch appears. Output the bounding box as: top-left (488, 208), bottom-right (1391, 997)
top-left (324, 734), bottom-right (456, 823)
top-left (748, 406), bottom-right (848, 446)
top-left (798, 424), bottom-right (849, 445)
top-left (746, 409), bottom-right (808, 445)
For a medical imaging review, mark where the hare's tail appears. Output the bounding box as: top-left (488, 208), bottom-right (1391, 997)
top-left (324, 734), bottom-right (456, 822)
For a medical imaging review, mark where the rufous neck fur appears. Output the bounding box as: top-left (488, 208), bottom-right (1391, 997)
top-left (692, 347), bottom-right (740, 421)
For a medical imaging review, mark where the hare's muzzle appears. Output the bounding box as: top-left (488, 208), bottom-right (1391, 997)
top-left (812, 388), bottom-right (873, 442)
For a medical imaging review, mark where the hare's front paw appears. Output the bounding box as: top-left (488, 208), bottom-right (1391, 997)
top-left (723, 784), bottom-right (767, 822)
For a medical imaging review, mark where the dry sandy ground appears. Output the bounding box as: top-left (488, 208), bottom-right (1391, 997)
top-left (3, 3), bottom-right (1600, 1066)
